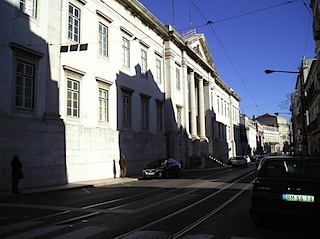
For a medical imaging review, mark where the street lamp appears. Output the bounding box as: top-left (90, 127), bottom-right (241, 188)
top-left (265, 70), bottom-right (299, 74)
top-left (264, 64), bottom-right (308, 156)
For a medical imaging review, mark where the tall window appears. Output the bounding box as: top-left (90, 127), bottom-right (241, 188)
top-left (176, 106), bottom-right (182, 130)
top-left (176, 68), bottom-right (180, 90)
top-left (67, 79), bottom-right (80, 117)
top-left (156, 101), bottom-right (163, 132)
top-left (16, 61), bottom-right (34, 109)
top-left (141, 97), bottom-right (149, 130)
top-left (123, 94), bottom-right (131, 128)
top-left (68, 3), bottom-right (80, 42)
top-left (141, 49), bottom-right (147, 75)
top-left (99, 88), bottom-right (108, 122)
top-left (20, 0), bottom-right (37, 18)
top-left (156, 58), bottom-right (162, 84)
top-left (122, 37), bottom-right (130, 68)
top-left (99, 22), bottom-right (108, 57)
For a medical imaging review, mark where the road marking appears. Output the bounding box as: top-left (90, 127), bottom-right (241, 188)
top-left (114, 171), bottom-right (256, 239)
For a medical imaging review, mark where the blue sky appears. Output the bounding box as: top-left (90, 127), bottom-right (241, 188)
top-left (138, 0), bottom-right (314, 120)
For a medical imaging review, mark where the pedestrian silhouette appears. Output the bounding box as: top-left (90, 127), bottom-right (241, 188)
top-left (113, 159), bottom-right (117, 178)
top-left (11, 155), bottom-right (23, 194)
top-left (119, 154), bottom-right (127, 178)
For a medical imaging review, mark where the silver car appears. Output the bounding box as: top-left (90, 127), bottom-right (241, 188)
top-left (229, 156), bottom-right (248, 168)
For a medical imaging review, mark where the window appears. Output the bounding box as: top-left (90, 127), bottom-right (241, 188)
top-left (99, 88), bottom-right (108, 122)
top-left (68, 3), bottom-right (80, 42)
top-left (156, 58), bottom-right (162, 84)
top-left (67, 79), bottom-right (80, 117)
top-left (20, 0), bottom-right (37, 18)
top-left (177, 106), bottom-right (182, 130)
top-left (15, 61), bottom-right (34, 109)
top-left (123, 94), bottom-right (131, 128)
top-left (156, 101), bottom-right (163, 132)
top-left (141, 97), bottom-right (149, 129)
top-left (99, 22), bottom-right (108, 57)
top-left (176, 68), bottom-right (180, 90)
top-left (122, 37), bottom-right (130, 68)
top-left (141, 49), bottom-right (147, 75)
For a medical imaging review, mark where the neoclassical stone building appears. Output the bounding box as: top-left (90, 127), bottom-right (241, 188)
top-left (0, 0), bottom-right (240, 190)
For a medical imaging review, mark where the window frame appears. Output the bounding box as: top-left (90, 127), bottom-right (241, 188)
top-left (15, 60), bottom-right (35, 110)
top-left (121, 37), bottom-right (130, 68)
top-left (141, 48), bottom-right (148, 76)
top-left (140, 95), bottom-right (150, 130)
top-left (176, 105), bottom-right (182, 131)
top-left (10, 43), bottom-right (43, 116)
top-left (68, 3), bottom-right (81, 43)
top-left (156, 58), bottom-right (162, 84)
top-left (176, 68), bottom-right (181, 91)
top-left (66, 78), bottom-right (80, 118)
top-left (156, 100), bottom-right (163, 133)
top-left (98, 22), bottom-right (108, 57)
top-left (98, 87), bottom-right (109, 123)
top-left (19, 0), bottom-right (37, 18)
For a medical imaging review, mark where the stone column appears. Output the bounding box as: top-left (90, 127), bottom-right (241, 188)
top-left (189, 70), bottom-right (197, 138)
top-left (198, 77), bottom-right (206, 139)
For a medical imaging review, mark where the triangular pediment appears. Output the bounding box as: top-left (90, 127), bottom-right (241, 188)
top-left (183, 29), bottom-right (216, 70)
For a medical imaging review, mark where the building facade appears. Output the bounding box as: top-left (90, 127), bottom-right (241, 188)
top-left (240, 114), bottom-right (257, 156)
top-left (306, 0), bottom-right (320, 156)
top-left (0, 0), bottom-right (240, 190)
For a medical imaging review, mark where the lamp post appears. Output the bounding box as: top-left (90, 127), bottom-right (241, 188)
top-left (264, 63), bottom-right (308, 156)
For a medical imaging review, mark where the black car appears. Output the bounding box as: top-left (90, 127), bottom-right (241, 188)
top-left (250, 155), bottom-right (320, 226)
top-left (142, 158), bottom-right (182, 179)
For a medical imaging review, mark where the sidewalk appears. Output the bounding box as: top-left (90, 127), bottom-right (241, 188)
top-left (0, 177), bottom-right (139, 198)
top-left (0, 165), bottom-right (226, 198)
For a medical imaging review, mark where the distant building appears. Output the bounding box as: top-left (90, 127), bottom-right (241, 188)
top-left (255, 114), bottom-right (289, 153)
top-left (239, 114), bottom-right (257, 156)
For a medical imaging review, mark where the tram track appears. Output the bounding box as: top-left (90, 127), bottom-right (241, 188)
top-left (114, 170), bottom-right (256, 239)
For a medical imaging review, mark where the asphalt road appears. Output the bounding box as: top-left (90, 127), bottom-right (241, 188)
top-left (0, 164), bottom-right (319, 239)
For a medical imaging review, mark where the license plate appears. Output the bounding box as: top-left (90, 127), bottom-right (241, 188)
top-left (282, 194), bottom-right (314, 203)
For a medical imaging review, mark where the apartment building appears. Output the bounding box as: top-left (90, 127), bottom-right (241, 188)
top-left (0, 0), bottom-right (240, 190)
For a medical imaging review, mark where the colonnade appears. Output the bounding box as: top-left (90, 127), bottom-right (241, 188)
top-left (188, 69), bottom-right (208, 141)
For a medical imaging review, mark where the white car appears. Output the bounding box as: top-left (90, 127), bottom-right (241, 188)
top-left (229, 156), bottom-right (248, 168)
top-left (244, 155), bottom-right (251, 163)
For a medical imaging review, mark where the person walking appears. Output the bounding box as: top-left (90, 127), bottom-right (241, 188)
top-left (11, 155), bottom-right (23, 194)
top-left (119, 154), bottom-right (127, 178)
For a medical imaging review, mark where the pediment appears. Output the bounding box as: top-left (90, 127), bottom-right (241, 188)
top-left (183, 30), bottom-right (216, 70)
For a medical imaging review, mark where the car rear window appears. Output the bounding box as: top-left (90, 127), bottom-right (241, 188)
top-left (260, 159), bottom-right (320, 179)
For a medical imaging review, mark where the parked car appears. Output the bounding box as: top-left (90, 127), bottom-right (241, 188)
top-left (250, 155), bottom-right (320, 226)
top-left (142, 158), bottom-right (182, 179)
top-left (228, 156), bottom-right (248, 168)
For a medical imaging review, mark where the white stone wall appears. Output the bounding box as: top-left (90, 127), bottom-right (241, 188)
top-left (0, 0), bottom-right (242, 189)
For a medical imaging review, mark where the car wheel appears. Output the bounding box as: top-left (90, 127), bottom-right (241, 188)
top-left (176, 170), bottom-right (181, 178)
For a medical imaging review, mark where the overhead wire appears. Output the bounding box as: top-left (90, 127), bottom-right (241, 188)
top-left (190, 0), bottom-right (262, 115)
top-left (188, 0), bottom-right (312, 116)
